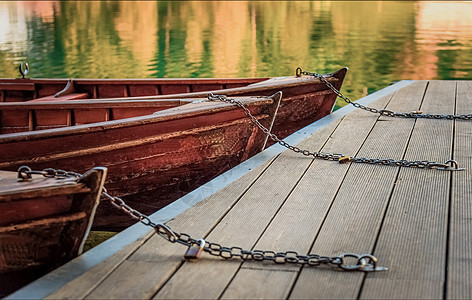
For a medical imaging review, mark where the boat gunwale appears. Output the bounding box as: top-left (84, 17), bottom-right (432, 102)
top-left (0, 77), bottom-right (270, 85)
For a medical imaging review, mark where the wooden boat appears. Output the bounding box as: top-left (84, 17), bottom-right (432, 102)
top-left (0, 166), bottom-right (107, 297)
top-left (0, 95), bottom-right (283, 230)
top-left (0, 67), bottom-right (347, 141)
top-left (0, 68), bottom-right (348, 230)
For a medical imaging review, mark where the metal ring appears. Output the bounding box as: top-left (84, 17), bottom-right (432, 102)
top-left (155, 223), bottom-right (178, 242)
top-left (43, 168), bottom-right (56, 178)
top-left (296, 67), bottom-right (303, 77)
top-left (19, 62), bottom-right (29, 79)
top-left (445, 159), bottom-right (459, 168)
top-left (207, 92), bottom-right (215, 100)
top-left (379, 109), bottom-right (394, 116)
top-left (338, 253), bottom-right (366, 271)
top-left (438, 159), bottom-right (465, 171)
top-left (17, 166), bottom-right (32, 181)
top-left (358, 254), bottom-right (377, 271)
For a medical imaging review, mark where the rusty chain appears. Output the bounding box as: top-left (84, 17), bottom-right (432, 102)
top-left (16, 166), bottom-right (387, 272)
top-left (207, 93), bottom-right (464, 171)
top-left (296, 67), bottom-right (472, 121)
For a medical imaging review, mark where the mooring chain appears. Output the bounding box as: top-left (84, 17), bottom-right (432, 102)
top-left (207, 93), bottom-right (463, 171)
top-left (16, 166), bottom-right (387, 272)
top-left (17, 165), bottom-right (82, 181)
top-left (296, 67), bottom-right (472, 121)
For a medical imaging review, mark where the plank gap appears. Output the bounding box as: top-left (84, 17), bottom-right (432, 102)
top-left (358, 82), bottom-right (425, 294)
top-left (443, 81), bottom-right (458, 300)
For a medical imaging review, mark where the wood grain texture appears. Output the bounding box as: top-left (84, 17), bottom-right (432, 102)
top-left (0, 97), bottom-right (277, 231)
top-left (360, 81), bottom-right (455, 299)
top-left (219, 92), bottom-right (394, 299)
top-left (290, 81), bottom-right (428, 299)
top-left (222, 268), bottom-right (298, 300)
top-left (447, 81), bottom-right (472, 300)
top-left (45, 235), bottom-right (152, 299)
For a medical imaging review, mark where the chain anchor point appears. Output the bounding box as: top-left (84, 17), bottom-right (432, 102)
top-left (337, 253), bottom-right (388, 272)
top-left (438, 160), bottom-right (465, 171)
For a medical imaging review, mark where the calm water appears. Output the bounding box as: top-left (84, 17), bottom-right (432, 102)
top-left (1, 1), bottom-right (471, 108)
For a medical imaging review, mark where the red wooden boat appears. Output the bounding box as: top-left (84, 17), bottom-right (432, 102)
top-left (0, 166), bottom-right (107, 297)
top-left (0, 95), bottom-right (283, 230)
top-left (0, 67), bottom-right (347, 140)
top-left (0, 68), bottom-right (347, 230)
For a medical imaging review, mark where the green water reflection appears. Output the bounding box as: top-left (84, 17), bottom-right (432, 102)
top-left (1, 1), bottom-right (471, 108)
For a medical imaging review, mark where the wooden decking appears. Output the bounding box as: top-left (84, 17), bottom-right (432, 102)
top-left (8, 80), bottom-right (472, 299)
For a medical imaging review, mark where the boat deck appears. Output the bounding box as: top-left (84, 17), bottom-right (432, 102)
top-left (8, 80), bottom-right (472, 299)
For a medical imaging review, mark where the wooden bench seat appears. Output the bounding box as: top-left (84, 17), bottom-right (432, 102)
top-left (28, 93), bottom-right (90, 102)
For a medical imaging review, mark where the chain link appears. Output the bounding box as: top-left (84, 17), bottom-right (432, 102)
top-left (207, 93), bottom-right (463, 171)
top-left (17, 165), bottom-right (82, 181)
top-left (17, 166), bottom-right (387, 272)
top-left (296, 67), bottom-right (472, 120)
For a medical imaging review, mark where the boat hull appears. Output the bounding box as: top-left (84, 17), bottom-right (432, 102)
top-left (0, 96), bottom-right (282, 230)
top-left (0, 69), bottom-right (348, 230)
top-left (0, 167), bottom-right (107, 296)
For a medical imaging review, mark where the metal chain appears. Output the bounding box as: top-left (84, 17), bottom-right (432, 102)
top-left (17, 165), bottom-right (82, 181)
top-left (296, 67), bottom-right (472, 120)
top-left (207, 93), bottom-right (464, 171)
top-left (17, 166), bottom-right (387, 272)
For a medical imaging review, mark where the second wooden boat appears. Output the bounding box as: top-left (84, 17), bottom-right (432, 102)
top-left (0, 166), bottom-right (107, 297)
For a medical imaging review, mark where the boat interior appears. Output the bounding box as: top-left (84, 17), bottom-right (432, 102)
top-left (0, 93), bottom-right (278, 135)
top-left (0, 78), bottom-right (267, 102)
top-left (0, 99), bottom-right (191, 134)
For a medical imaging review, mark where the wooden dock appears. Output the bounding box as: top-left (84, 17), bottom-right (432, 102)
top-left (7, 80), bottom-right (472, 299)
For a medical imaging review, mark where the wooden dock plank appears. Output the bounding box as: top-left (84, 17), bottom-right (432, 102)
top-left (360, 81), bottom-right (456, 299)
top-left (219, 93), bottom-right (394, 299)
top-left (153, 119), bottom-right (343, 299)
top-left (222, 268), bottom-right (298, 300)
top-left (447, 81), bottom-right (472, 300)
top-left (290, 81), bottom-right (428, 299)
top-left (46, 236), bottom-right (151, 299)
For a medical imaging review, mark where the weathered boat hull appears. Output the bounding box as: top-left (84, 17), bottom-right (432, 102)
top-left (0, 95), bottom-right (281, 230)
top-left (0, 167), bottom-right (107, 296)
top-left (0, 69), bottom-right (348, 230)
